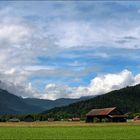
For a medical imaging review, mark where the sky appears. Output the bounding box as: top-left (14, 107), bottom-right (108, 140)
top-left (0, 1), bottom-right (140, 100)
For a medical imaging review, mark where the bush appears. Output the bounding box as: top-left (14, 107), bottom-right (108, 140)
top-left (102, 118), bottom-right (109, 122)
top-left (93, 118), bottom-right (100, 122)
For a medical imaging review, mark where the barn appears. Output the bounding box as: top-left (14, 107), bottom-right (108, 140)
top-left (86, 107), bottom-right (127, 123)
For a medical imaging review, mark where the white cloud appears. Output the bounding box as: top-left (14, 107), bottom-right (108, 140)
top-left (38, 69), bottom-right (140, 100)
top-left (41, 84), bottom-right (75, 100)
top-left (1, 68), bottom-right (139, 100)
top-left (134, 74), bottom-right (140, 85)
top-left (0, 68), bottom-right (39, 98)
top-left (0, 80), bottom-right (38, 98)
top-left (0, 24), bottom-right (31, 44)
top-left (88, 70), bottom-right (134, 95)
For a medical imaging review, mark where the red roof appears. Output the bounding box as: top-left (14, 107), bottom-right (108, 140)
top-left (86, 107), bottom-right (116, 116)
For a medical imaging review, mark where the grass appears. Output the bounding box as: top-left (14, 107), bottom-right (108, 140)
top-left (0, 121), bottom-right (140, 140)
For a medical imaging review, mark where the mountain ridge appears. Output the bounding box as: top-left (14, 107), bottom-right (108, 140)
top-left (0, 89), bottom-right (43, 114)
top-left (23, 96), bottom-right (92, 110)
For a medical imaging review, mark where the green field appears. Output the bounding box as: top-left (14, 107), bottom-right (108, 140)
top-left (0, 122), bottom-right (140, 140)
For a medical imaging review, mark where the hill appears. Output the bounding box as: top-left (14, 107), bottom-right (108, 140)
top-left (42, 84), bottom-right (140, 118)
top-left (0, 89), bottom-right (43, 114)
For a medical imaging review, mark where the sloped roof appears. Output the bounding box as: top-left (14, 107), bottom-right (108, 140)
top-left (86, 107), bottom-right (116, 116)
top-left (8, 118), bottom-right (20, 122)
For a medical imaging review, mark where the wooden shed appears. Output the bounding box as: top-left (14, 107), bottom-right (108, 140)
top-left (8, 118), bottom-right (20, 122)
top-left (72, 118), bottom-right (80, 121)
top-left (48, 118), bottom-right (54, 122)
top-left (134, 116), bottom-right (140, 121)
top-left (24, 115), bottom-right (34, 122)
top-left (86, 107), bottom-right (127, 123)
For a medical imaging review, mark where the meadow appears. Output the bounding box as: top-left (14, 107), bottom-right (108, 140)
top-left (0, 121), bottom-right (140, 140)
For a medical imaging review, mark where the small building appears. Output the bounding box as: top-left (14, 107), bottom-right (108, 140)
top-left (24, 115), bottom-right (34, 122)
top-left (72, 118), bottom-right (80, 121)
top-left (8, 118), bottom-right (20, 122)
top-left (67, 118), bottom-right (72, 121)
top-left (134, 116), bottom-right (140, 121)
top-left (86, 107), bottom-right (127, 123)
top-left (48, 118), bottom-right (54, 122)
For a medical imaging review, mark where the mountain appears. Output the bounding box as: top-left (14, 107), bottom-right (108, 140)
top-left (24, 96), bottom-right (92, 111)
top-left (0, 88), bottom-right (92, 115)
top-left (42, 84), bottom-right (140, 118)
top-left (0, 89), bottom-right (43, 114)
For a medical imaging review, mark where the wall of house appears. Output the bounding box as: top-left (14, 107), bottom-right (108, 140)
top-left (110, 109), bottom-right (123, 115)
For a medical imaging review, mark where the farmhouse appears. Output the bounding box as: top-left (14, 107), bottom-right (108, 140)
top-left (86, 107), bottom-right (127, 123)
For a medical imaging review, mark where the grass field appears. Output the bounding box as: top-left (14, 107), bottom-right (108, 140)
top-left (0, 121), bottom-right (140, 140)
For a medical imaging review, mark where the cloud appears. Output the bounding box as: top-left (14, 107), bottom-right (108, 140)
top-left (1, 2), bottom-right (140, 50)
top-left (88, 70), bottom-right (134, 95)
top-left (40, 69), bottom-right (140, 100)
top-left (0, 80), bottom-right (39, 98)
top-left (0, 3), bottom-right (140, 100)
top-left (0, 7), bottom-right (59, 88)
top-left (3, 69), bottom-right (138, 100)
top-left (41, 84), bottom-right (75, 100)
top-left (45, 20), bottom-right (140, 49)
top-left (0, 68), bottom-right (39, 98)
top-left (25, 66), bottom-right (94, 78)
top-left (0, 23), bottom-right (31, 44)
